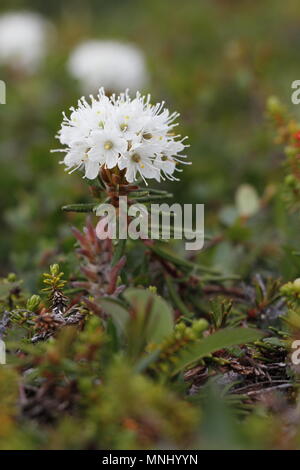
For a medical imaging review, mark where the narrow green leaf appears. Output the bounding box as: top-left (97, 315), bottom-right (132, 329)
top-left (146, 244), bottom-right (219, 274)
top-left (171, 327), bottom-right (263, 375)
top-left (62, 203), bottom-right (97, 213)
top-left (131, 194), bottom-right (173, 203)
top-left (165, 275), bottom-right (191, 316)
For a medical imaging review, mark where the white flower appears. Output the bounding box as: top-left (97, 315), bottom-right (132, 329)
top-left (67, 40), bottom-right (148, 93)
top-left (118, 144), bottom-right (160, 184)
top-left (55, 88), bottom-right (189, 183)
top-left (0, 11), bottom-right (52, 73)
top-left (88, 128), bottom-right (127, 169)
top-left (63, 141), bottom-right (100, 180)
top-left (154, 138), bottom-right (189, 181)
top-left (155, 154), bottom-right (176, 179)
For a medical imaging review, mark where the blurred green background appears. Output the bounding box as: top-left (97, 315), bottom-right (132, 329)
top-left (1, 0), bottom-right (300, 287)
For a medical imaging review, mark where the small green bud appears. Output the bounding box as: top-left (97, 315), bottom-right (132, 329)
top-left (26, 295), bottom-right (41, 311)
top-left (7, 273), bottom-right (17, 282)
top-left (148, 286), bottom-right (157, 294)
top-left (267, 96), bottom-right (283, 115)
top-left (281, 279), bottom-right (300, 297)
top-left (186, 328), bottom-right (196, 341)
top-left (50, 264), bottom-right (60, 276)
top-left (192, 319), bottom-right (209, 335)
top-left (175, 322), bottom-right (186, 332)
top-left (285, 174), bottom-right (296, 186)
top-left (174, 331), bottom-right (183, 341)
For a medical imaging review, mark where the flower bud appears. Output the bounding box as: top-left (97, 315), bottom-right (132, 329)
top-left (285, 174), bottom-right (296, 186)
top-left (267, 96), bottom-right (284, 116)
top-left (26, 295), bottom-right (41, 311)
top-left (50, 264), bottom-right (60, 276)
top-left (192, 319), bottom-right (209, 336)
top-left (148, 286), bottom-right (157, 294)
top-left (281, 279), bottom-right (300, 297)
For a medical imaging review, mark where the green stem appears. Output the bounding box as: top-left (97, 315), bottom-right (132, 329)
top-left (165, 275), bottom-right (192, 317)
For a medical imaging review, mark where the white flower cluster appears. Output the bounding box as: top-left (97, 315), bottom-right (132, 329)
top-left (67, 40), bottom-right (148, 94)
top-left (55, 88), bottom-right (189, 183)
top-left (0, 11), bottom-right (52, 73)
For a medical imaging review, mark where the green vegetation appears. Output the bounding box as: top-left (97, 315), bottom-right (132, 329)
top-left (1, 0), bottom-right (300, 450)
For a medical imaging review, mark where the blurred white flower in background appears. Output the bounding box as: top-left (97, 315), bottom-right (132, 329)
top-left (54, 88), bottom-right (189, 183)
top-left (0, 11), bottom-right (52, 74)
top-left (67, 40), bottom-right (148, 93)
